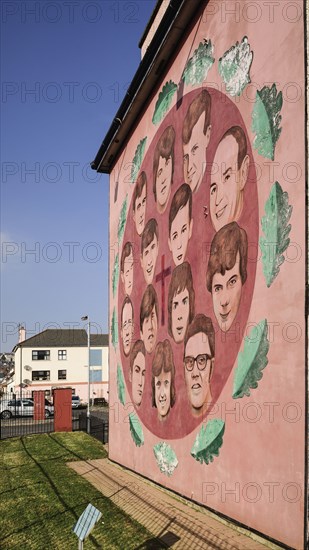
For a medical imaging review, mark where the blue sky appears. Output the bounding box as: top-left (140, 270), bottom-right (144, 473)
top-left (1, 0), bottom-right (156, 352)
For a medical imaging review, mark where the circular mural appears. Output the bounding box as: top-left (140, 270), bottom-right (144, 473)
top-left (118, 87), bottom-right (259, 439)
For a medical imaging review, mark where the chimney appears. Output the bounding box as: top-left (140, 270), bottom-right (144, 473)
top-left (18, 326), bottom-right (26, 343)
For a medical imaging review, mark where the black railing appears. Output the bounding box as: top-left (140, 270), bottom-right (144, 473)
top-left (74, 411), bottom-right (109, 444)
top-left (0, 392), bottom-right (108, 443)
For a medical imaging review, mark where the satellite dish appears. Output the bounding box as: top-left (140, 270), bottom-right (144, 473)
top-left (23, 379), bottom-right (32, 385)
top-left (24, 365), bottom-right (32, 371)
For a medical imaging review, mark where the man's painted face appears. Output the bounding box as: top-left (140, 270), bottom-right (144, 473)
top-left (130, 351), bottom-right (145, 407)
top-left (133, 185), bottom-right (147, 236)
top-left (121, 302), bottom-right (134, 357)
top-left (156, 155), bottom-right (172, 212)
top-left (171, 287), bottom-right (190, 343)
top-left (183, 113), bottom-right (211, 193)
top-left (210, 135), bottom-right (246, 232)
top-left (121, 251), bottom-right (133, 296)
top-left (168, 202), bottom-right (192, 266)
top-left (211, 252), bottom-right (242, 332)
top-left (155, 369), bottom-right (171, 418)
top-left (141, 234), bottom-right (159, 284)
top-left (141, 305), bottom-right (158, 353)
top-left (184, 331), bottom-right (213, 413)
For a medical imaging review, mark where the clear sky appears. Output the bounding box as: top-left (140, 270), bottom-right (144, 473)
top-left (1, 0), bottom-right (157, 352)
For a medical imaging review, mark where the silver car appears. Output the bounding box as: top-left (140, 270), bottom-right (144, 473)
top-left (0, 398), bottom-right (54, 419)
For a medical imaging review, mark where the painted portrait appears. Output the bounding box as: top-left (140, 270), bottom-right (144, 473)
top-left (153, 125), bottom-right (175, 214)
top-left (120, 242), bottom-right (134, 296)
top-left (140, 284), bottom-right (159, 354)
top-left (168, 261), bottom-right (195, 344)
top-left (206, 222), bottom-right (248, 332)
top-left (182, 89), bottom-right (211, 193)
top-left (132, 171), bottom-right (147, 236)
top-left (168, 183), bottom-right (193, 266)
top-left (152, 339), bottom-right (176, 420)
top-left (210, 126), bottom-right (249, 232)
top-left (184, 314), bottom-right (215, 416)
top-left (129, 339), bottom-right (146, 408)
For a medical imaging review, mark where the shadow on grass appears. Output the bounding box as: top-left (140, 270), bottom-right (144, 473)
top-left (134, 530), bottom-right (181, 549)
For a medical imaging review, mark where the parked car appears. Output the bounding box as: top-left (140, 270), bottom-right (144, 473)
top-left (0, 398), bottom-right (54, 419)
top-left (72, 396), bottom-right (81, 408)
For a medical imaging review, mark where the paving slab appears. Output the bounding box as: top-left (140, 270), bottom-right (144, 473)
top-left (68, 457), bottom-right (283, 550)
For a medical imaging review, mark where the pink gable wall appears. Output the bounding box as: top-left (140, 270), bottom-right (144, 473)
top-left (108, 2), bottom-right (306, 548)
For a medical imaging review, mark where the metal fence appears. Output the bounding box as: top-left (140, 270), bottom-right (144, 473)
top-left (0, 392), bottom-right (109, 443)
top-left (0, 391), bottom-right (54, 440)
top-left (74, 411), bottom-right (109, 444)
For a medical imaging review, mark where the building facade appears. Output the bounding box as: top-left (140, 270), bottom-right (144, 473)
top-left (11, 329), bottom-right (109, 402)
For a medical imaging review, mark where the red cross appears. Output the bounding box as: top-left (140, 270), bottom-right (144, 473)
top-left (155, 254), bottom-right (171, 326)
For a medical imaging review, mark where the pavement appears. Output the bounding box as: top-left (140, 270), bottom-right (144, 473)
top-left (69, 452), bottom-right (283, 550)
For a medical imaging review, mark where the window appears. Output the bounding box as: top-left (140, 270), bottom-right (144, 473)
top-left (32, 350), bottom-right (50, 361)
top-left (32, 370), bottom-right (50, 381)
top-left (58, 369), bottom-right (67, 380)
top-left (58, 350), bottom-right (67, 360)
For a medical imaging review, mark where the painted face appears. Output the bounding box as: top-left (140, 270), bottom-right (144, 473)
top-left (183, 113), bottom-right (211, 193)
top-left (121, 302), bottom-right (134, 357)
top-left (155, 369), bottom-right (172, 418)
top-left (130, 351), bottom-right (145, 407)
top-left (141, 234), bottom-right (159, 284)
top-left (210, 135), bottom-right (247, 232)
top-left (184, 331), bottom-right (213, 413)
top-left (141, 306), bottom-right (158, 353)
top-left (171, 287), bottom-right (190, 343)
top-left (121, 251), bottom-right (133, 296)
top-left (156, 155), bottom-right (173, 212)
top-left (133, 185), bottom-right (147, 236)
top-left (211, 252), bottom-right (242, 332)
top-left (168, 202), bottom-right (193, 266)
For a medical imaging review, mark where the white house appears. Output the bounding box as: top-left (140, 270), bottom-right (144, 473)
top-left (10, 328), bottom-right (109, 402)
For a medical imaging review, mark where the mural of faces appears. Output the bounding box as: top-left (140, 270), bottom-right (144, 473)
top-left (129, 340), bottom-right (146, 407)
top-left (140, 219), bottom-right (159, 285)
top-left (206, 222), bottom-right (248, 332)
top-left (133, 172), bottom-right (147, 236)
top-left (184, 315), bottom-right (214, 415)
top-left (210, 127), bottom-right (249, 232)
top-left (121, 242), bottom-right (134, 296)
top-left (152, 340), bottom-right (175, 420)
top-left (182, 89), bottom-right (211, 193)
top-left (168, 184), bottom-right (193, 266)
top-left (121, 297), bottom-right (134, 357)
top-left (118, 87), bottom-right (257, 438)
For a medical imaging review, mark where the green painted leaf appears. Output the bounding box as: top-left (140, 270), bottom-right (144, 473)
top-left (112, 254), bottom-right (119, 298)
top-left (117, 364), bottom-right (125, 406)
top-left (182, 39), bottom-right (215, 86)
top-left (153, 442), bottom-right (178, 476)
top-left (252, 84), bottom-right (283, 160)
top-left (111, 307), bottom-right (118, 350)
top-left (152, 80), bottom-right (177, 125)
top-left (191, 419), bottom-right (225, 465)
top-left (260, 182), bottom-right (292, 287)
top-left (117, 195), bottom-right (128, 243)
top-left (129, 413), bottom-right (144, 447)
top-left (219, 36), bottom-right (253, 96)
top-left (131, 138), bottom-right (147, 183)
top-left (233, 320), bottom-right (269, 399)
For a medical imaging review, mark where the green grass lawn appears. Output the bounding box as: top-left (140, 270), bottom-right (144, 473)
top-left (0, 432), bottom-right (164, 549)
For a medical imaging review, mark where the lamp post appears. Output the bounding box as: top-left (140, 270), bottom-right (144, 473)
top-left (81, 315), bottom-right (90, 434)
